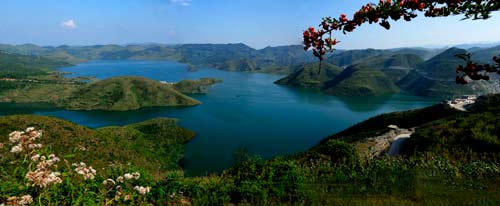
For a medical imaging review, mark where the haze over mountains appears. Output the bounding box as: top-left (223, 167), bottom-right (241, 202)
top-left (1, 42), bottom-right (499, 97)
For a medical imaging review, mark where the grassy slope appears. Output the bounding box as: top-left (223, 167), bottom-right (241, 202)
top-left (0, 115), bottom-right (195, 178)
top-left (59, 76), bottom-right (201, 111)
top-left (274, 62), bottom-right (343, 89)
top-left (323, 64), bottom-right (400, 96)
top-left (0, 52), bottom-right (72, 78)
top-left (398, 48), bottom-right (498, 97)
top-left (172, 77), bottom-right (222, 94)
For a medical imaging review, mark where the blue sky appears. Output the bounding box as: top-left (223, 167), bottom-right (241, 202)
top-left (1, 0), bottom-right (499, 49)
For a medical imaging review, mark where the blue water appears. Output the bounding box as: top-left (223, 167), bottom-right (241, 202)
top-left (0, 60), bottom-right (438, 176)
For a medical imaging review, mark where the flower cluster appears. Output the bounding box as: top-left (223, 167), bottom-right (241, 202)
top-left (8, 127), bottom-right (43, 154)
top-left (4, 195), bottom-right (33, 206)
top-left (304, 0), bottom-right (500, 73)
top-left (25, 154), bottom-right (62, 188)
top-left (134, 186), bottom-right (151, 195)
top-left (72, 162), bottom-right (96, 180)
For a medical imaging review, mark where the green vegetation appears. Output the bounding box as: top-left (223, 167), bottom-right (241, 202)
top-left (322, 64), bottom-right (400, 96)
top-left (60, 76), bottom-right (201, 111)
top-left (274, 62), bottom-right (342, 88)
top-left (397, 47), bottom-right (496, 97)
top-left (277, 47), bottom-right (500, 97)
top-left (0, 76), bottom-right (204, 111)
top-left (0, 52), bottom-right (71, 78)
top-left (172, 77), bottom-right (222, 94)
top-left (4, 94), bottom-right (500, 205)
top-left (0, 115), bottom-right (194, 178)
top-left (3, 94), bottom-right (500, 205)
top-left (0, 52), bottom-right (217, 111)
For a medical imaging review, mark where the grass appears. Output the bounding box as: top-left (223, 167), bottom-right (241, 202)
top-left (3, 94), bottom-right (500, 205)
top-left (0, 76), bottom-right (204, 111)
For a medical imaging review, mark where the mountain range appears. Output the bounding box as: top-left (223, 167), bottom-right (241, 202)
top-left (277, 46), bottom-right (500, 97)
top-left (1, 43), bottom-right (499, 97)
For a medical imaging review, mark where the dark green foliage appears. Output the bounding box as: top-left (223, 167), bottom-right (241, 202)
top-left (314, 139), bottom-right (359, 165)
top-left (224, 157), bottom-right (306, 205)
top-left (0, 115), bottom-right (194, 178)
top-left (323, 103), bottom-right (457, 143)
top-left (274, 62), bottom-right (342, 89)
top-left (0, 52), bottom-right (71, 78)
top-left (472, 45), bottom-right (500, 64)
top-left (398, 47), bottom-right (497, 97)
top-left (59, 76), bottom-right (201, 111)
top-left (173, 78), bottom-right (222, 94)
top-left (409, 112), bottom-right (500, 156)
top-left (322, 64), bottom-right (400, 96)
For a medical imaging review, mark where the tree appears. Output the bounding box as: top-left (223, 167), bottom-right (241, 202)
top-left (303, 0), bottom-right (500, 83)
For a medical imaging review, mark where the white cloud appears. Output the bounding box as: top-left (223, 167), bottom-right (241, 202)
top-left (61, 19), bottom-right (77, 29)
top-left (170, 0), bottom-right (191, 6)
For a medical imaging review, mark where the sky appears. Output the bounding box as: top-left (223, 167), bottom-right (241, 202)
top-left (1, 0), bottom-right (499, 49)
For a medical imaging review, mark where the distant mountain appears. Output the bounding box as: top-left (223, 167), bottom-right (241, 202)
top-left (322, 64), bottom-right (400, 96)
top-left (274, 62), bottom-right (342, 89)
top-left (0, 52), bottom-right (72, 78)
top-left (397, 47), bottom-right (500, 97)
top-left (277, 47), bottom-right (500, 97)
top-left (471, 45), bottom-right (500, 64)
top-left (326, 48), bottom-right (432, 67)
top-left (0, 43), bottom-right (320, 73)
top-left (60, 76), bottom-right (201, 111)
top-left (352, 53), bottom-right (424, 83)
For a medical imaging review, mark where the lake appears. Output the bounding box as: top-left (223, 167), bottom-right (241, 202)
top-left (0, 60), bottom-right (438, 176)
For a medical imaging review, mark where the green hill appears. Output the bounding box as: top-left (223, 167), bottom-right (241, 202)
top-left (0, 115), bottom-right (195, 178)
top-left (274, 62), bottom-right (342, 89)
top-left (322, 64), bottom-right (400, 96)
top-left (172, 77), bottom-right (223, 94)
top-left (59, 76), bottom-right (201, 111)
top-left (354, 53), bottom-right (424, 83)
top-left (0, 52), bottom-right (72, 78)
top-left (397, 47), bottom-right (499, 97)
top-left (471, 45), bottom-right (500, 64)
top-left (352, 53), bottom-right (424, 70)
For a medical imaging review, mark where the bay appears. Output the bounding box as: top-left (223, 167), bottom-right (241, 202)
top-left (0, 60), bottom-right (438, 176)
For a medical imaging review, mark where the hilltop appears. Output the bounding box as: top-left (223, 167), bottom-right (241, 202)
top-left (0, 115), bottom-right (195, 178)
top-left (397, 47), bottom-right (499, 97)
top-left (274, 62), bottom-right (342, 88)
top-left (172, 77), bottom-right (222, 94)
top-left (277, 46), bottom-right (500, 97)
top-left (322, 64), bottom-right (400, 96)
top-left (59, 76), bottom-right (201, 111)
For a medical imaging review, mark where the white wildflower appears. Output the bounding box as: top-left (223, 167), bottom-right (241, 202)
top-left (134, 186), bottom-right (151, 195)
top-left (6, 195), bottom-right (33, 206)
top-left (8, 128), bottom-right (44, 154)
top-left (8, 131), bottom-right (23, 143)
top-left (103, 178), bottom-right (115, 186)
top-left (124, 194), bottom-right (131, 201)
top-left (10, 145), bottom-right (22, 153)
top-left (73, 162), bottom-right (96, 180)
top-left (132, 172), bottom-right (141, 180)
top-left (27, 144), bottom-right (42, 150)
top-left (31, 154), bottom-right (40, 162)
top-left (124, 173), bottom-right (133, 180)
top-left (117, 176), bottom-right (124, 183)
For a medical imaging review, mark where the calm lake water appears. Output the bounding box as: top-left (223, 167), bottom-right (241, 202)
top-left (0, 60), bottom-right (438, 176)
